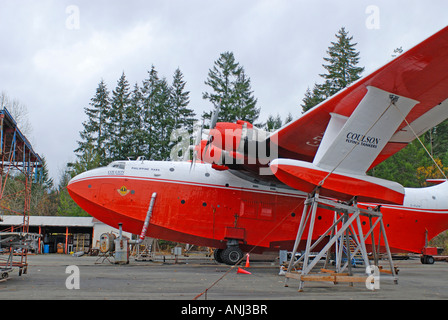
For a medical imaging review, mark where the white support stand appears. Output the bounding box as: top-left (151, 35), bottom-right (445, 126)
top-left (284, 188), bottom-right (398, 292)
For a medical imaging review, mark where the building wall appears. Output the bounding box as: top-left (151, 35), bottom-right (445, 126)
top-left (92, 222), bottom-right (133, 249)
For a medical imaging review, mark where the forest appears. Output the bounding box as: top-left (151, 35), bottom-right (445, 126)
top-left (1, 27), bottom-right (447, 250)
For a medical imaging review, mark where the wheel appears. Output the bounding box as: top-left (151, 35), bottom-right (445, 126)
top-left (213, 249), bottom-right (224, 263)
top-left (221, 246), bottom-right (243, 265)
top-left (421, 255), bottom-right (435, 264)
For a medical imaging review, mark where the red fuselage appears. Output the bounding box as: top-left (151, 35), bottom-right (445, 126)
top-left (67, 160), bottom-right (448, 254)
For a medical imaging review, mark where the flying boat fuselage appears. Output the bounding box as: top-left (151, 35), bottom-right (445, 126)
top-left (67, 160), bottom-right (448, 255)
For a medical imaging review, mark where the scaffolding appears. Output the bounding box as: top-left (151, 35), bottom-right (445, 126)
top-left (284, 188), bottom-right (398, 292)
top-left (0, 107), bottom-right (42, 279)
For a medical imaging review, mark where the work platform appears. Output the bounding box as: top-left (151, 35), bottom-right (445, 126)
top-left (284, 189), bottom-right (398, 291)
top-left (0, 107), bottom-right (42, 280)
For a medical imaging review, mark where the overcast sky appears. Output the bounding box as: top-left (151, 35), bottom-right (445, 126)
top-left (0, 0), bottom-right (447, 184)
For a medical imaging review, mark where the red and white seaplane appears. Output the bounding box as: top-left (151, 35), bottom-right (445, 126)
top-left (68, 26), bottom-right (448, 266)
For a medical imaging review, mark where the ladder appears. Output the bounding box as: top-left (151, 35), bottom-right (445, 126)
top-left (338, 236), bottom-right (365, 268)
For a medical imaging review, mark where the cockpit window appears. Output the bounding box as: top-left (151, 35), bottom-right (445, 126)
top-left (108, 161), bottom-right (126, 170)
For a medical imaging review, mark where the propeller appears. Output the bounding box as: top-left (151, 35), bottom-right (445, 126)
top-left (189, 119), bottom-right (204, 171)
top-left (204, 99), bottom-right (222, 155)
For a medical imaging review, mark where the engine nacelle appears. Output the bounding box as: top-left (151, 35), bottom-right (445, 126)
top-left (195, 120), bottom-right (276, 171)
top-left (194, 140), bottom-right (243, 168)
top-left (207, 120), bottom-right (254, 153)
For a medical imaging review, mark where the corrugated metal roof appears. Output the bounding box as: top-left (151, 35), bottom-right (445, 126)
top-left (0, 216), bottom-right (94, 227)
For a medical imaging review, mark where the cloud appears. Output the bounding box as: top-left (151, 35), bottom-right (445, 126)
top-left (1, 0), bottom-right (448, 185)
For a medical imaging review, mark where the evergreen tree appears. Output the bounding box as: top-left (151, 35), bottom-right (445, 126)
top-left (170, 68), bottom-right (195, 133)
top-left (320, 27), bottom-right (364, 96)
top-left (264, 112), bottom-right (294, 131)
top-left (301, 84), bottom-right (326, 113)
top-left (31, 157), bottom-right (58, 216)
top-left (265, 114), bottom-right (283, 131)
top-left (140, 66), bottom-right (160, 159)
top-left (153, 77), bottom-right (174, 160)
top-left (301, 28), bottom-right (364, 113)
top-left (106, 72), bottom-right (132, 162)
top-left (36, 156), bottom-right (54, 190)
top-left (369, 139), bottom-right (431, 187)
top-left (169, 68), bottom-right (196, 161)
top-left (427, 120), bottom-right (448, 160)
top-left (57, 167), bottom-right (88, 217)
top-left (127, 82), bottom-right (144, 160)
top-left (75, 79), bottom-right (111, 166)
top-left (140, 66), bottom-right (178, 160)
top-left (284, 112), bottom-right (294, 124)
top-left (203, 51), bottom-right (260, 124)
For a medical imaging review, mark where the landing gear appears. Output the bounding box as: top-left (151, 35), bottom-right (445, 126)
top-left (214, 249), bottom-right (224, 263)
top-left (213, 245), bottom-right (244, 265)
top-left (221, 246), bottom-right (243, 265)
top-left (421, 255), bottom-right (435, 264)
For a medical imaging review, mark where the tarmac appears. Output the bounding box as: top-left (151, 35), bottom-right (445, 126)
top-left (0, 252), bottom-right (447, 301)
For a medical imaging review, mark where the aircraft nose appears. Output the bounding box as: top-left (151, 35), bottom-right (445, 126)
top-left (66, 172), bottom-right (89, 201)
top-left (66, 167), bottom-right (105, 201)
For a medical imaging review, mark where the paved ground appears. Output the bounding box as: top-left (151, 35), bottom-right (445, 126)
top-left (0, 253), bottom-right (447, 302)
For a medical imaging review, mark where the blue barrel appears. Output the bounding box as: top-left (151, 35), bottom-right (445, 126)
top-left (44, 244), bottom-right (50, 254)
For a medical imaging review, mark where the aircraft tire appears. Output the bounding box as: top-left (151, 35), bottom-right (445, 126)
top-left (214, 249), bottom-right (224, 263)
top-left (221, 246), bottom-right (243, 265)
top-left (421, 255), bottom-right (435, 264)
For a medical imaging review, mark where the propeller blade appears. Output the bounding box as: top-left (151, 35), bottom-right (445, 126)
top-left (210, 99), bottom-right (221, 130)
top-left (190, 120), bottom-right (204, 172)
top-left (205, 99), bottom-right (222, 156)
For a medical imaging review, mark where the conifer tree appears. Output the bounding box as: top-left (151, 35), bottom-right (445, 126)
top-left (284, 112), bottom-right (293, 124)
top-left (265, 114), bottom-right (283, 131)
top-left (264, 112), bottom-right (294, 131)
top-left (36, 156), bottom-right (54, 190)
top-left (320, 27), bottom-right (364, 96)
top-left (153, 78), bottom-right (174, 160)
top-left (75, 79), bottom-right (110, 166)
top-left (203, 51), bottom-right (260, 124)
top-left (106, 72), bottom-right (132, 161)
top-left (301, 84), bottom-right (326, 113)
top-left (301, 27), bottom-right (364, 113)
top-left (170, 68), bottom-right (195, 133)
top-left (127, 82), bottom-right (144, 160)
top-left (140, 66), bottom-right (160, 159)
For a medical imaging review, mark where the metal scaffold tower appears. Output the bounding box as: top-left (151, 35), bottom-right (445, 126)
top-left (0, 107), bottom-right (42, 280)
top-left (284, 188), bottom-right (398, 292)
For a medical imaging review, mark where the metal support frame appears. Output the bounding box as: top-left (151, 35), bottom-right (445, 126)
top-left (0, 107), bottom-right (42, 279)
top-left (284, 188), bottom-right (398, 291)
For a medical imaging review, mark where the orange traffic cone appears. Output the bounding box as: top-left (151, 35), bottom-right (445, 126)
top-left (245, 253), bottom-right (250, 268)
top-left (237, 267), bottom-right (251, 275)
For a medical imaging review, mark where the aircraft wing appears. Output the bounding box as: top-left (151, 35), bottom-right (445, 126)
top-left (201, 26), bottom-right (448, 204)
top-left (271, 25), bottom-right (448, 170)
top-left (264, 26), bottom-right (448, 204)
